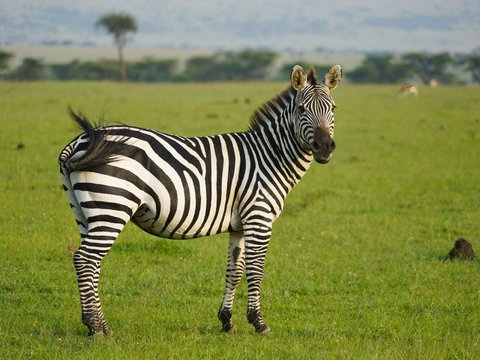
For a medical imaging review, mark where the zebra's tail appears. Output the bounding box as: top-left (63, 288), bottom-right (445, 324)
top-left (58, 108), bottom-right (129, 171)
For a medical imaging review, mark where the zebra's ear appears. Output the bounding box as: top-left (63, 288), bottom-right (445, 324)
top-left (290, 65), bottom-right (308, 91)
top-left (323, 65), bottom-right (343, 90)
top-left (308, 66), bottom-right (318, 84)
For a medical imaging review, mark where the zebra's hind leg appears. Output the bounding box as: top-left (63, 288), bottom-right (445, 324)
top-left (218, 231), bottom-right (245, 333)
top-left (74, 226), bottom-right (120, 338)
top-left (61, 167), bottom-right (121, 337)
top-left (72, 204), bottom-right (126, 336)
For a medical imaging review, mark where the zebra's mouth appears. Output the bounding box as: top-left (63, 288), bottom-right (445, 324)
top-left (313, 152), bottom-right (333, 164)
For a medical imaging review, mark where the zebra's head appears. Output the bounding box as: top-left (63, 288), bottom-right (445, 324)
top-left (290, 64), bottom-right (342, 164)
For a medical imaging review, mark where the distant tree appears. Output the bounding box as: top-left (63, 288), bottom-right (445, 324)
top-left (221, 49), bottom-right (277, 80)
top-left (183, 55), bottom-right (221, 81)
top-left (402, 52), bottom-right (455, 84)
top-left (348, 54), bottom-right (412, 83)
top-left (50, 60), bottom-right (80, 80)
top-left (8, 58), bottom-right (44, 80)
top-left (50, 60), bottom-right (118, 80)
top-left (463, 54), bottom-right (480, 83)
top-left (96, 12), bottom-right (137, 82)
top-left (0, 49), bottom-right (14, 72)
top-left (128, 58), bottom-right (178, 82)
top-left (183, 50), bottom-right (277, 81)
top-left (79, 61), bottom-right (118, 80)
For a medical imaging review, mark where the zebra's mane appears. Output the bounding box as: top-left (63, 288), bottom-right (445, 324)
top-left (248, 87), bottom-right (295, 132)
top-left (248, 67), bottom-right (318, 132)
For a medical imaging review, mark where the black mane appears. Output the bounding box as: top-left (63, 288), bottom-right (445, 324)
top-left (248, 87), bottom-right (295, 132)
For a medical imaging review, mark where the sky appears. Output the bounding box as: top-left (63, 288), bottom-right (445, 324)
top-left (1, 0), bottom-right (479, 53)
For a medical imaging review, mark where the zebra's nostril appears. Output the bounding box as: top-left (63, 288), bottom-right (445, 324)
top-left (330, 140), bottom-right (336, 151)
top-left (311, 142), bottom-right (320, 152)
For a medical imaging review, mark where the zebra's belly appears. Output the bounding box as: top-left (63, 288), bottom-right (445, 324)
top-left (131, 202), bottom-right (240, 239)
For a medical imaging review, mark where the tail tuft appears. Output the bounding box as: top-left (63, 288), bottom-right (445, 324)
top-left (60, 108), bottom-right (129, 171)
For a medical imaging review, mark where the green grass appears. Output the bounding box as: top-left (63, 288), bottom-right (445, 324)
top-left (1, 80), bottom-right (479, 359)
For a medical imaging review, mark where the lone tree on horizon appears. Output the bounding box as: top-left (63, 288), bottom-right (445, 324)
top-left (96, 12), bottom-right (137, 82)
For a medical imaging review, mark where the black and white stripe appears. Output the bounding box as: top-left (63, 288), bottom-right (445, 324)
top-left (59, 64), bottom-right (342, 336)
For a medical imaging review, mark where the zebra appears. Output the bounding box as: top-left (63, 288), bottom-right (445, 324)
top-left (58, 64), bottom-right (342, 337)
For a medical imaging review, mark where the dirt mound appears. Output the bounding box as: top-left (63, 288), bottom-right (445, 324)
top-left (448, 238), bottom-right (476, 260)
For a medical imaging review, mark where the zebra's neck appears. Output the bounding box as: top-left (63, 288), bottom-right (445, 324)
top-left (247, 87), bottom-right (314, 192)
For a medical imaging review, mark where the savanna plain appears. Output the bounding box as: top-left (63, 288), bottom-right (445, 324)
top-left (0, 79), bottom-right (479, 359)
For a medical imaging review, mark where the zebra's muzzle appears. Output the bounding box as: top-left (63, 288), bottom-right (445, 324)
top-left (311, 127), bottom-right (335, 164)
top-left (314, 155), bottom-right (332, 164)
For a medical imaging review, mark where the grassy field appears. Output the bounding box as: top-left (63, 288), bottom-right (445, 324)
top-left (0, 79), bottom-right (479, 359)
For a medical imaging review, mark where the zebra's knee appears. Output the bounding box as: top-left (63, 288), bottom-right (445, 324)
top-left (73, 248), bottom-right (85, 266)
top-left (73, 247), bottom-right (87, 263)
top-left (73, 248), bottom-right (97, 272)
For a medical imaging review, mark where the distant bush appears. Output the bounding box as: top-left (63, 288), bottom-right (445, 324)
top-left (50, 60), bottom-right (118, 80)
top-left (128, 58), bottom-right (178, 82)
top-left (0, 49), bottom-right (14, 72)
top-left (348, 54), bottom-right (412, 84)
top-left (1, 49), bottom-right (276, 82)
top-left (1, 48), bottom-right (479, 84)
top-left (5, 57), bottom-right (45, 81)
top-left (184, 50), bottom-right (277, 81)
top-left (401, 52), bottom-right (457, 84)
top-left (462, 53), bottom-right (480, 83)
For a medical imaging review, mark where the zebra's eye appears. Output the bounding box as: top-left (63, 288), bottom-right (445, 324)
top-left (298, 103), bottom-right (306, 113)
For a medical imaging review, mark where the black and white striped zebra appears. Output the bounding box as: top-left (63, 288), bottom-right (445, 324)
top-left (59, 64), bottom-right (342, 337)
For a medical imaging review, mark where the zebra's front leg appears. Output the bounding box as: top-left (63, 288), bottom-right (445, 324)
top-left (244, 223), bottom-right (271, 334)
top-left (218, 231), bottom-right (245, 333)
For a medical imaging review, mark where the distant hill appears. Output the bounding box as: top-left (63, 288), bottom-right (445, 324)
top-left (1, 1), bottom-right (477, 53)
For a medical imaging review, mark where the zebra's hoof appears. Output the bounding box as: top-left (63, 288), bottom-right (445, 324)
top-left (87, 324), bottom-right (113, 339)
top-left (88, 328), bottom-right (113, 339)
top-left (102, 326), bottom-right (113, 336)
top-left (220, 324), bottom-right (237, 334)
top-left (88, 330), bottom-right (105, 340)
top-left (257, 324), bottom-right (271, 335)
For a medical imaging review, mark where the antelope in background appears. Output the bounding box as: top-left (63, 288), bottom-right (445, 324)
top-left (398, 82), bottom-right (418, 96)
